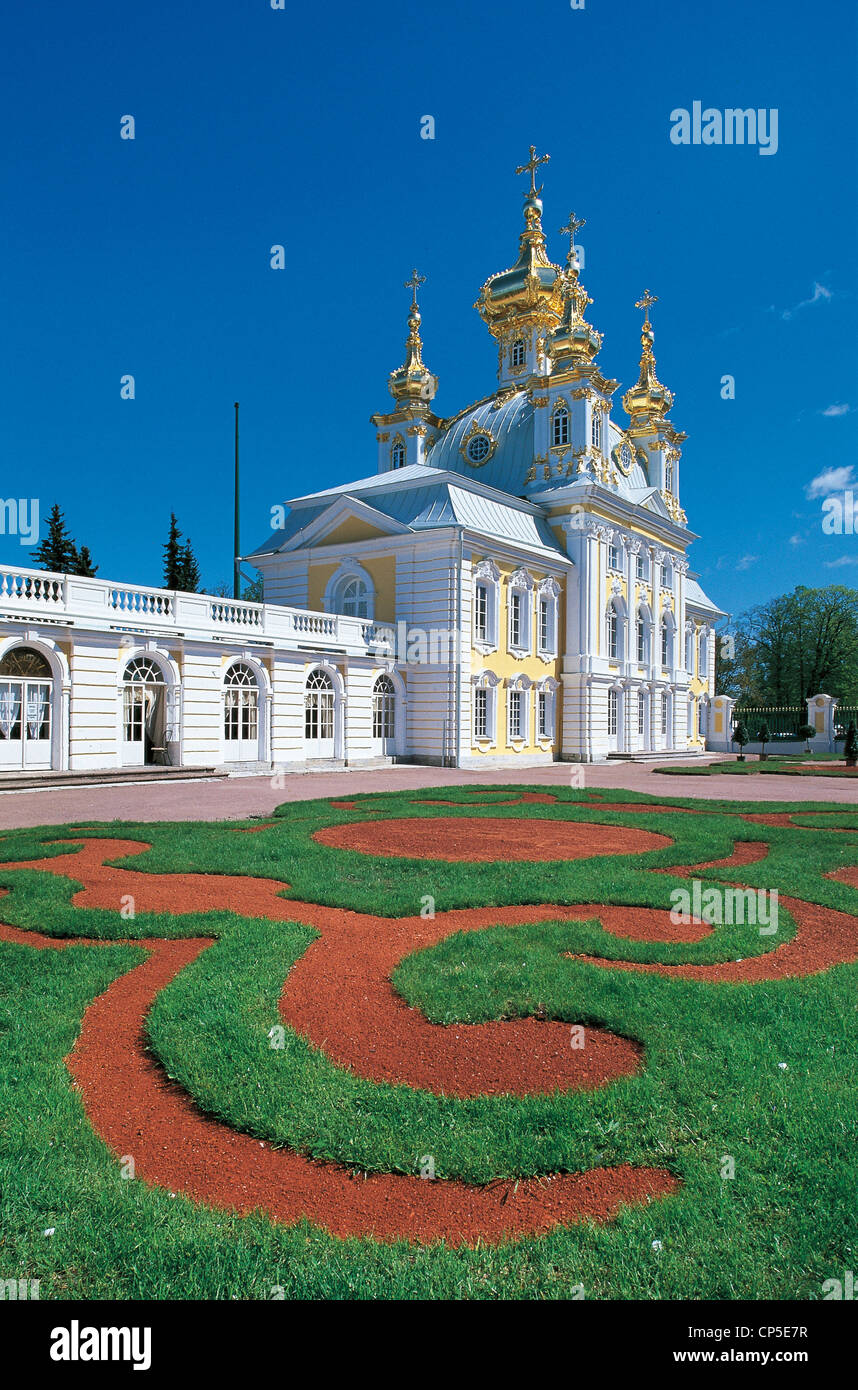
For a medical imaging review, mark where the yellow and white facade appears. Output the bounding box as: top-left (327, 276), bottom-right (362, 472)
top-left (0, 150), bottom-right (721, 774)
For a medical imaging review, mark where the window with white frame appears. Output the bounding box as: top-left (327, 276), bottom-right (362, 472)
top-left (536, 680), bottom-right (556, 741)
top-left (536, 580), bottom-right (559, 657)
top-left (472, 672), bottom-right (498, 743)
top-left (507, 571), bottom-right (533, 654)
top-left (698, 629), bottom-right (709, 676)
top-left (685, 626), bottom-right (694, 672)
top-left (608, 541), bottom-right (621, 570)
top-left (665, 458), bottom-right (674, 493)
top-left (552, 404), bottom-right (570, 447)
top-left (608, 688), bottom-right (618, 736)
top-left (372, 674), bottom-right (396, 740)
top-left (509, 690), bottom-right (523, 739)
top-left (511, 338), bottom-right (526, 367)
top-left (391, 439), bottom-right (405, 469)
top-left (638, 694), bottom-right (646, 737)
top-left (474, 583), bottom-right (488, 642)
top-left (698, 699), bottom-right (707, 739)
top-left (591, 412), bottom-right (602, 450)
top-left (607, 604), bottom-right (619, 661)
top-left (660, 691), bottom-right (668, 735)
top-left (661, 622), bottom-right (669, 668)
top-left (472, 561), bottom-right (500, 650)
top-left (636, 612), bottom-right (647, 664)
top-left (636, 552), bottom-right (649, 580)
top-left (662, 557), bottom-right (673, 588)
top-left (474, 686), bottom-right (488, 740)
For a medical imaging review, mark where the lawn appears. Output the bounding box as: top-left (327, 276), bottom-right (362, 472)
top-left (0, 785), bottom-right (856, 1299)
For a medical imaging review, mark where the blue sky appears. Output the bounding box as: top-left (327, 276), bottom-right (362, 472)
top-left (1, 0), bottom-right (855, 618)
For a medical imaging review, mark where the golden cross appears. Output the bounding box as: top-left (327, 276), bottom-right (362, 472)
top-left (404, 268), bottom-right (426, 308)
top-left (515, 144), bottom-right (550, 197)
top-left (635, 289), bottom-right (658, 323)
top-left (559, 212), bottom-right (586, 256)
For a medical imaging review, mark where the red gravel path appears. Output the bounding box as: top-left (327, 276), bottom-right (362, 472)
top-left (313, 816), bottom-right (671, 862)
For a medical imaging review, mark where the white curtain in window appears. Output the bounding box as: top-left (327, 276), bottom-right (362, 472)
top-left (0, 683), bottom-right (21, 738)
top-left (26, 685), bottom-right (48, 738)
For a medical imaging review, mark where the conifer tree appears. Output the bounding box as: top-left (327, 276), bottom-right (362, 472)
top-left (162, 514), bottom-right (184, 589)
top-left (177, 539), bottom-right (201, 594)
top-left (70, 544), bottom-right (98, 577)
top-left (31, 503), bottom-right (77, 573)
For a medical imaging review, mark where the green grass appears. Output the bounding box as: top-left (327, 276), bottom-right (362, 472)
top-left (0, 785), bottom-right (856, 1299)
top-left (657, 754), bottom-right (858, 777)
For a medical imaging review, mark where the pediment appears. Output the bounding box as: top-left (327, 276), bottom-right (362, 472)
top-left (279, 494), bottom-right (412, 550)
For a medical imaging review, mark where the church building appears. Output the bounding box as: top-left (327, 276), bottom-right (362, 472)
top-left (0, 149), bottom-right (722, 776)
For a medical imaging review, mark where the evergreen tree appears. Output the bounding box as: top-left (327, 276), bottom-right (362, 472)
top-left (177, 539), bottom-right (201, 593)
top-left (844, 720), bottom-right (858, 767)
top-left (732, 719), bottom-right (750, 761)
top-left (70, 544), bottom-right (98, 577)
top-left (757, 721), bottom-right (771, 760)
top-left (162, 514), bottom-right (184, 589)
top-left (31, 503), bottom-right (77, 573)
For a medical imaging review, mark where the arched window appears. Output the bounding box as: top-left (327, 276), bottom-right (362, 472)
top-left (305, 669), bottom-right (335, 743)
top-left (0, 647), bottom-right (52, 679)
top-left (511, 338), bottom-right (526, 367)
top-left (591, 412), bottom-right (602, 450)
top-left (391, 439), bottom-right (405, 469)
top-left (121, 656), bottom-right (165, 759)
top-left (552, 403), bottom-right (569, 448)
top-left (339, 578), bottom-right (370, 618)
top-left (372, 674), bottom-right (396, 741)
top-left (123, 656), bottom-right (163, 684)
top-left (223, 662), bottom-right (259, 747)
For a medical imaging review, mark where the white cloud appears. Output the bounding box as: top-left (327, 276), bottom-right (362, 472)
top-left (821, 403), bottom-right (851, 417)
top-left (782, 282), bottom-right (833, 321)
top-left (736, 555), bottom-right (759, 571)
top-left (823, 555), bottom-right (858, 568)
top-left (805, 466), bottom-right (856, 499)
top-left (788, 534), bottom-right (805, 546)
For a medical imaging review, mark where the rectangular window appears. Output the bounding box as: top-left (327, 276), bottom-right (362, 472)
top-left (661, 692), bottom-right (668, 735)
top-left (637, 619), bottom-right (646, 664)
top-left (475, 584), bottom-right (488, 642)
top-left (591, 414), bottom-right (602, 450)
top-left (636, 554), bottom-right (648, 580)
top-left (537, 690), bottom-right (554, 740)
top-left (608, 543), bottom-right (620, 570)
top-left (509, 592), bottom-right (522, 649)
top-left (509, 690), bottom-right (523, 740)
top-left (638, 697), bottom-right (645, 737)
top-left (661, 625), bottom-right (669, 668)
top-left (552, 411), bottom-right (569, 447)
top-left (608, 689), bottom-right (618, 736)
top-left (608, 610), bottom-right (618, 660)
top-left (474, 687), bottom-right (488, 740)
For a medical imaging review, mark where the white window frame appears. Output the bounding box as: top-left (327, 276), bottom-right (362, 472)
top-left (552, 404), bottom-right (570, 448)
top-left (506, 568), bottom-right (534, 656)
top-left (536, 578), bottom-right (560, 660)
top-left (535, 677), bottom-right (558, 743)
top-left (505, 676), bottom-right (531, 745)
top-left (471, 670), bottom-right (500, 746)
top-left (511, 337), bottom-right (526, 367)
top-left (472, 559), bottom-right (501, 654)
top-left (591, 412), bottom-right (602, 451)
top-left (608, 688), bottom-right (618, 737)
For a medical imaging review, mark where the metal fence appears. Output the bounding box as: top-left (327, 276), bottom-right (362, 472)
top-left (732, 706), bottom-right (806, 740)
top-left (834, 706), bottom-right (858, 740)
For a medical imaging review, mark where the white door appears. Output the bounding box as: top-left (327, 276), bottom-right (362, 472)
top-left (223, 663), bottom-right (260, 762)
top-left (305, 669), bottom-right (335, 758)
top-left (607, 688), bottom-right (619, 752)
top-left (371, 675), bottom-right (396, 756)
top-left (121, 657), bottom-right (166, 766)
top-left (0, 678), bottom-right (53, 769)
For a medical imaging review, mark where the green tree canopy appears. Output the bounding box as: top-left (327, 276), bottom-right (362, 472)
top-left (715, 586), bottom-right (858, 704)
top-left (32, 503), bottom-right (97, 576)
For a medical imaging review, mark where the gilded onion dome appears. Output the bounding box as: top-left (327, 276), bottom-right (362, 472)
top-left (474, 147), bottom-right (565, 341)
top-left (622, 290), bottom-right (674, 427)
top-left (548, 212), bottom-right (603, 369)
top-left (388, 269), bottom-right (438, 406)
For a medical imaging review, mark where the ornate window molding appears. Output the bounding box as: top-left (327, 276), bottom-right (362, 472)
top-left (459, 418), bottom-right (497, 468)
top-left (507, 569), bottom-right (535, 656)
top-left (472, 669), bottom-right (501, 746)
top-left (505, 673), bottom-right (533, 746)
top-left (323, 558), bottom-right (376, 620)
top-left (535, 675), bottom-right (558, 742)
top-left (536, 577), bottom-right (560, 660)
top-left (472, 558), bottom-right (500, 654)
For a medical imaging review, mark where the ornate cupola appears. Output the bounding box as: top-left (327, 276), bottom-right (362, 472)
top-left (622, 291), bottom-right (687, 523)
top-left (371, 269), bottom-right (441, 473)
top-left (474, 147), bottom-right (564, 388)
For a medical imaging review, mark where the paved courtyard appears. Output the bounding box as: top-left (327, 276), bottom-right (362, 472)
top-left (0, 758), bottom-right (854, 828)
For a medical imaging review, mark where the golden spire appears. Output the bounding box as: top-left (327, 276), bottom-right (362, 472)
top-left (622, 289), bottom-right (674, 425)
top-left (547, 210), bottom-right (603, 372)
top-left (475, 146), bottom-right (563, 345)
top-left (388, 269), bottom-right (438, 406)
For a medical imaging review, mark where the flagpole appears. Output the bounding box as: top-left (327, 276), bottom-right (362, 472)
top-left (233, 402), bottom-right (240, 600)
